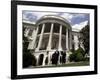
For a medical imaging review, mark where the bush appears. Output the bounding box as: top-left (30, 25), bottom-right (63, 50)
top-left (76, 47), bottom-right (85, 57)
top-left (69, 52), bottom-right (76, 62)
top-left (23, 50), bottom-right (36, 68)
top-left (23, 50), bottom-right (32, 68)
top-left (75, 52), bottom-right (84, 62)
top-left (83, 57), bottom-right (89, 61)
top-left (69, 48), bottom-right (84, 62)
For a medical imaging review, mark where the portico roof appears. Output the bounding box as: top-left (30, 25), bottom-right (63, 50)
top-left (41, 15), bottom-right (69, 23)
top-left (36, 15), bottom-right (72, 30)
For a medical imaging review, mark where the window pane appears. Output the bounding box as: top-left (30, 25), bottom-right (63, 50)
top-left (44, 23), bottom-right (51, 33)
top-left (38, 24), bottom-right (42, 34)
top-left (53, 23), bottom-right (60, 33)
top-left (62, 26), bottom-right (66, 35)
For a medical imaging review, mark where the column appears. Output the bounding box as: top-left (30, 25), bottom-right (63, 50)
top-left (58, 25), bottom-right (62, 51)
top-left (58, 51), bottom-right (61, 65)
top-left (24, 28), bottom-right (30, 37)
top-left (28, 27), bottom-right (39, 49)
top-left (48, 53), bottom-right (50, 65)
top-left (46, 23), bottom-right (54, 50)
top-left (66, 29), bottom-right (69, 51)
top-left (74, 35), bottom-right (79, 50)
top-left (70, 31), bottom-right (72, 50)
top-left (36, 24), bottom-right (45, 51)
top-left (35, 55), bottom-right (39, 66)
top-left (42, 55), bottom-right (46, 66)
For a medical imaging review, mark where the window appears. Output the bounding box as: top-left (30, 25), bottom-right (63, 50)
top-left (44, 23), bottom-right (51, 33)
top-left (53, 23), bottom-right (60, 33)
top-left (62, 26), bottom-right (66, 35)
top-left (38, 24), bottom-right (42, 34)
top-left (72, 35), bottom-right (74, 40)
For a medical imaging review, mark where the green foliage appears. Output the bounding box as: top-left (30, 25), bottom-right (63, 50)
top-left (69, 52), bottom-right (76, 62)
top-left (23, 27), bottom-right (36, 68)
top-left (69, 48), bottom-right (85, 62)
top-left (80, 25), bottom-right (89, 55)
top-left (82, 57), bottom-right (89, 61)
top-left (76, 47), bottom-right (85, 57)
top-left (69, 24), bottom-right (90, 62)
top-left (23, 50), bottom-right (32, 68)
top-left (75, 51), bottom-right (84, 62)
top-left (23, 50), bottom-right (37, 68)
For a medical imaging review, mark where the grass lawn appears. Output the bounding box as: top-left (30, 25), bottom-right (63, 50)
top-left (60, 61), bottom-right (89, 67)
top-left (28, 61), bottom-right (89, 69)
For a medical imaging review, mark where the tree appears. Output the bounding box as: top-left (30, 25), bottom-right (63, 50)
top-left (23, 50), bottom-right (33, 68)
top-left (23, 27), bottom-right (36, 68)
top-left (75, 48), bottom-right (84, 62)
top-left (80, 25), bottom-right (89, 55)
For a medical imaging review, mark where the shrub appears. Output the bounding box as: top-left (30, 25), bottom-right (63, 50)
top-left (23, 50), bottom-right (32, 68)
top-left (83, 57), bottom-right (89, 61)
top-left (69, 52), bottom-right (76, 62)
top-left (23, 50), bottom-right (36, 68)
top-left (76, 47), bottom-right (85, 57)
top-left (75, 52), bottom-right (84, 62)
top-left (69, 48), bottom-right (84, 62)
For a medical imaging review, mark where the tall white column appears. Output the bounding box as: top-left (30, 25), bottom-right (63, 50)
top-left (58, 51), bottom-right (61, 65)
top-left (66, 29), bottom-right (69, 51)
top-left (35, 54), bottom-right (39, 66)
top-left (74, 35), bottom-right (79, 50)
top-left (36, 24), bottom-right (45, 51)
top-left (58, 25), bottom-right (62, 51)
top-left (46, 23), bottom-right (54, 50)
top-left (28, 27), bottom-right (39, 49)
top-left (69, 31), bottom-right (72, 50)
top-left (42, 54), bottom-right (46, 66)
top-left (48, 53), bottom-right (50, 65)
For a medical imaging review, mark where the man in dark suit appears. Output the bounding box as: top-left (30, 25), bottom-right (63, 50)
top-left (51, 50), bottom-right (59, 65)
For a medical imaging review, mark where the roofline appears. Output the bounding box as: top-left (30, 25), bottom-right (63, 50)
top-left (36, 15), bottom-right (72, 30)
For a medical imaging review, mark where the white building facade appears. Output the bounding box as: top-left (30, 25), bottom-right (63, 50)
top-left (23, 15), bottom-right (82, 66)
